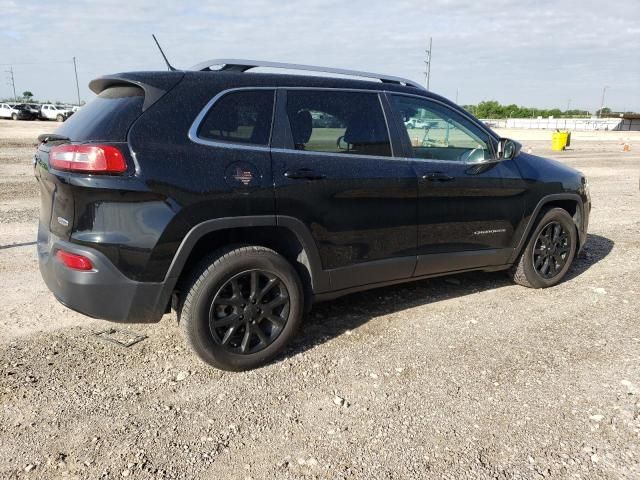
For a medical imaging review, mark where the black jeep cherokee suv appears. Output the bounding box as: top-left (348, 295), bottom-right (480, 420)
top-left (35, 59), bottom-right (590, 370)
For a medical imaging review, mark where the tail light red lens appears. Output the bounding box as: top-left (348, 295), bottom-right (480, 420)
top-left (56, 250), bottom-right (93, 271)
top-left (49, 144), bottom-right (127, 173)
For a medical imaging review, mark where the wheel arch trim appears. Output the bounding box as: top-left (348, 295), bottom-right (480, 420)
top-left (509, 193), bottom-right (584, 264)
top-left (160, 215), bottom-right (329, 301)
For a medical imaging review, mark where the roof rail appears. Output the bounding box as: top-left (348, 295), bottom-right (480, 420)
top-left (188, 59), bottom-right (424, 90)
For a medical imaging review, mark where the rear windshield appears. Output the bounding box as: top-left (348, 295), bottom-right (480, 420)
top-left (55, 86), bottom-right (144, 142)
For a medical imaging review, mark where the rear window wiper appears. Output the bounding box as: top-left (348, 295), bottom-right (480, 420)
top-left (38, 133), bottom-right (70, 144)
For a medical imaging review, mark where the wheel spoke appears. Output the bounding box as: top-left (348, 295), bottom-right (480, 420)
top-left (250, 271), bottom-right (258, 299)
top-left (231, 278), bottom-right (242, 298)
top-left (258, 277), bottom-right (279, 301)
top-left (541, 257), bottom-right (550, 275)
top-left (215, 297), bottom-right (243, 307)
top-left (254, 325), bottom-right (269, 345)
top-left (220, 325), bottom-right (237, 345)
top-left (553, 223), bottom-right (561, 241)
top-left (548, 257), bottom-right (557, 276)
top-left (263, 294), bottom-right (289, 312)
top-left (240, 327), bottom-right (252, 353)
top-left (264, 313), bottom-right (285, 328)
top-left (213, 312), bottom-right (241, 327)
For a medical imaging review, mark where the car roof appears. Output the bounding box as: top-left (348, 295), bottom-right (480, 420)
top-left (94, 69), bottom-right (458, 105)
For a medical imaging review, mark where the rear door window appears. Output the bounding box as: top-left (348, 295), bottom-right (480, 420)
top-left (55, 86), bottom-right (145, 142)
top-left (285, 90), bottom-right (392, 157)
top-left (197, 90), bottom-right (275, 146)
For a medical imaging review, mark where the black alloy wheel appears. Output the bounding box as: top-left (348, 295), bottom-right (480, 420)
top-left (532, 221), bottom-right (571, 279)
top-left (510, 207), bottom-right (577, 288)
top-left (210, 269), bottom-right (290, 354)
top-left (179, 245), bottom-right (304, 371)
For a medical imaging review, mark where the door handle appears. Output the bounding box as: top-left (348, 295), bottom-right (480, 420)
top-left (422, 172), bottom-right (454, 182)
top-left (284, 169), bottom-right (326, 180)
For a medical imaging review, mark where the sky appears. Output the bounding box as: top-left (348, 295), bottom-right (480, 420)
top-left (1, 0), bottom-right (639, 112)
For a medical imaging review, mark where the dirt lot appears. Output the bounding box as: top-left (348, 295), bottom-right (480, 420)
top-left (1, 119), bottom-right (639, 479)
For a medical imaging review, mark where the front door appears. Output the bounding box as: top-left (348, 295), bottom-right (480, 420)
top-left (272, 89), bottom-right (417, 291)
top-left (387, 94), bottom-right (524, 276)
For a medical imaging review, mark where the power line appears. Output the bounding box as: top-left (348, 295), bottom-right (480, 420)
top-left (0, 61), bottom-right (72, 66)
top-left (5, 67), bottom-right (16, 102)
top-left (424, 37), bottom-right (432, 91)
top-left (598, 86), bottom-right (609, 117)
top-left (73, 57), bottom-right (81, 106)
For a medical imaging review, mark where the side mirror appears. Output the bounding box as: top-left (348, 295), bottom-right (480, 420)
top-left (497, 138), bottom-right (521, 160)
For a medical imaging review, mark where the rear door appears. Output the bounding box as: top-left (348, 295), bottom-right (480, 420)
top-left (387, 93), bottom-right (524, 276)
top-left (271, 88), bottom-right (417, 292)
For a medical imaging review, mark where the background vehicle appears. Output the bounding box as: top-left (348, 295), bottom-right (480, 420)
top-left (0, 103), bottom-right (19, 119)
top-left (406, 118), bottom-right (435, 129)
top-left (25, 104), bottom-right (42, 117)
top-left (10, 104), bottom-right (38, 120)
top-left (39, 104), bottom-right (72, 122)
top-left (34, 60), bottom-right (590, 371)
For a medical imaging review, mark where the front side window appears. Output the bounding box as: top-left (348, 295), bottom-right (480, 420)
top-left (391, 95), bottom-right (493, 163)
top-left (285, 90), bottom-right (392, 157)
top-left (198, 90), bottom-right (275, 146)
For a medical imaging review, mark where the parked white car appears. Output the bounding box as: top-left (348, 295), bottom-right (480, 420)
top-left (0, 103), bottom-right (19, 119)
top-left (39, 104), bottom-right (72, 122)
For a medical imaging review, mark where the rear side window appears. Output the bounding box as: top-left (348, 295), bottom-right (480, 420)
top-left (285, 90), bottom-right (391, 157)
top-left (197, 90), bottom-right (275, 146)
top-left (55, 86), bottom-right (144, 142)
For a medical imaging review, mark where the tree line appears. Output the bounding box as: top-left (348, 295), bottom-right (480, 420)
top-left (462, 101), bottom-right (593, 119)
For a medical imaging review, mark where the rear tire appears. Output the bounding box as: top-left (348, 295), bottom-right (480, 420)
top-left (179, 245), bottom-right (304, 371)
top-left (510, 208), bottom-right (577, 288)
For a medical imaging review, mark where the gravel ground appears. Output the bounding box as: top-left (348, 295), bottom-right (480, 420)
top-left (1, 119), bottom-right (639, 479)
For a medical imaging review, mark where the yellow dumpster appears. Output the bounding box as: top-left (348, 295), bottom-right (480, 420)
top-left (552, 130), bottom-right (570, 151)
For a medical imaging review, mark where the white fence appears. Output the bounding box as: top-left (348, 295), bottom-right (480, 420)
top-left (481, 118), bottom-right (640, 131)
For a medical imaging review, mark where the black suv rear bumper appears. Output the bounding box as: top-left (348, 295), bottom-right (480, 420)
top-left (37, 224), bottom-right (167, 323)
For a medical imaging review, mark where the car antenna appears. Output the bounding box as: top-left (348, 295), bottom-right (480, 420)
top-left (152, 34), bottom-right (176, 71)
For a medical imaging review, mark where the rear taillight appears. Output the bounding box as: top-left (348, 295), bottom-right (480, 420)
top-left (49, 144), bottom-right (127, 174)
top-left (56, 250), bottom-right (93, 271)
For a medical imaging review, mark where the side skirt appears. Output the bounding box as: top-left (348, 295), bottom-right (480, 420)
top-left (314, 263), bottom-right (512, 303)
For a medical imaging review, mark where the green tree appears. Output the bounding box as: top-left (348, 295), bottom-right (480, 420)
top-left (22, 91), bottom-right (34, 101)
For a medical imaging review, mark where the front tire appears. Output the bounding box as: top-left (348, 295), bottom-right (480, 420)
top-left (510, 208), bottom-right (577, 288)
top-left (56, 114), bottom-right (64, 122)
top-left (179, 245), bottom-right (304, 371)
top-left (11, 113), bottom-right (17, 120)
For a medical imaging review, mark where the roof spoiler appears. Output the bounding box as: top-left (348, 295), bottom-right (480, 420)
top-left (88, 72), bottom-right (184, 111)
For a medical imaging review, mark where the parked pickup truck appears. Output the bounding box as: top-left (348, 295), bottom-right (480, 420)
top-left (39, 104), bottom-right (72, 122)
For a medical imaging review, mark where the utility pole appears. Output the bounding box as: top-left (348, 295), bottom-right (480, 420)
top-left (73, 57), bottom-right (81, 106)
top-left (598, 86), bottom-right (609, 118)
top-left (566, 98), bottom-right (571, 112)
top-left (424, 37), bottom-right (432, 91)
top-left (455, 88), bottom-right (459, 104)
top-left (5, 66), bottom-right (16, 102)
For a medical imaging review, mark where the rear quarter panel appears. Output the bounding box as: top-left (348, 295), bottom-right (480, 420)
top-left (126, 75), bottom-right (276, 282)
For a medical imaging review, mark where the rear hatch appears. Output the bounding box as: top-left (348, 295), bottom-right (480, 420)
top-left (35, 72), bottom-right (184, 241)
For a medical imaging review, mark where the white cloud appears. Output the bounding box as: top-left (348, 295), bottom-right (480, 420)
top-left (1, 0), bottom-right (638, 111)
